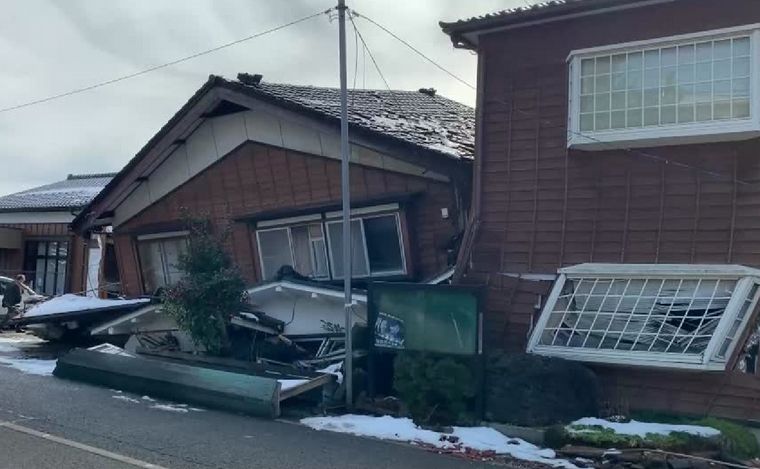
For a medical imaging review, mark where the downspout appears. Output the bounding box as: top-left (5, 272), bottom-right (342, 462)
top-left (453, 48), bottom-right (485, 282)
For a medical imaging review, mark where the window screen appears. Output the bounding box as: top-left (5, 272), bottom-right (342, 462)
top-left (529, 267), bottom-right (760, 370)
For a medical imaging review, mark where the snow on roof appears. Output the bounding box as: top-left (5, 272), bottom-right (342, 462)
top-left (0, 173), bottom-right (116, 212)
top-left (223, 77), bottom-right (475, 160)
top-left (23, 294), bottom-right (150, 319)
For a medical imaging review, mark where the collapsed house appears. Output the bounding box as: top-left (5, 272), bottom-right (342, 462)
top-left (441, 0), bottom-right (760, 420)
top-left (46, 74), bottom-right (474, 385)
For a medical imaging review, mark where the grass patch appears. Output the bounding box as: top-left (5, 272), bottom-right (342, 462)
top-left (565, 416), bottom-right (759, 460)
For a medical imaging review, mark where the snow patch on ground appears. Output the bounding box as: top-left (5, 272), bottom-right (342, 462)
top-left (301, 414), bottom-right (577, 467)
top-left (569, 418), bottom-right (720, 438)
top-left (0, 357), bottom-right (56, 376)
top-left (151, 404), bottom-right (189, 413)
top-left (23, 294), bottom-right (149, 318)
top-left (112, 395), bottom-right (140, 404)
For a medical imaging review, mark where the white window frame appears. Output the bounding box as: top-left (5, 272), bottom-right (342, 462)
top-left (255, 223), bottom-right (330, 281)
top-left (567, 23), bottom-right (760, 150)
top-left (325, 212), bottom-right (407, 279)
top-left (527, 264), bottom-right (760, 371)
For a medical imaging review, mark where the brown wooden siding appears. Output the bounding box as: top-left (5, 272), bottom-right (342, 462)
top-left (595, 366), bottom-right (760, 422)
top-left (0, 222), bottom-right (87, 293)
top-left (115, 141), bottom-right (460, 296)
top-left (463, 0), bottom-right (760, 420)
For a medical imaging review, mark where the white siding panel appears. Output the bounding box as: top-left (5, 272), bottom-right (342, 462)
top-left (212, 112), bottom-right (247, 157)
top-left (244, 110), bottom-right (283, 147)
top-left (114, 183), bottom-right (151, 227)
top-left (186, 120), bottom-right (218, 175)
top-left (280, 120), bottom-right (322, 156)
top-left (147, 146), bottom-right (191, 204)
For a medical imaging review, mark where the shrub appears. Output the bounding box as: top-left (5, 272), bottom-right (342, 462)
top-left (393, 352), bottom-right (476, 426)
top-left (162, 216), bottom-right (245, 356)
top-left (484, 352), bottom-right (599, 426)
top-left (695, 417), bottom-right (759, 460)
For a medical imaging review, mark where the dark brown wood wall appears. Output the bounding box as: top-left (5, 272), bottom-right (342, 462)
top-left (0, 222), bottom-right (87, 293)
top-left (462, 0), bottom-right (760, 420)
top-left (114, 141), bottom-right (460, 296)
top-left (464, 0), bottom-right (760, 351)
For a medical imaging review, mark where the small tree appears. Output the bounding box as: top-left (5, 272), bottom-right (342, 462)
top-left (162, 216), bottom-right (245, 356)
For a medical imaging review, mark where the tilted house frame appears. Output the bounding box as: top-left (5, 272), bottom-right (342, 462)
top-left (72, 74), bottom-right (474, 297)
top-left (442, 0), bottom-right (760, 420)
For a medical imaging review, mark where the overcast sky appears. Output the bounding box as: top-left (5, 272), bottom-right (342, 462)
top-left (0, 0), bottom-right (527, 195)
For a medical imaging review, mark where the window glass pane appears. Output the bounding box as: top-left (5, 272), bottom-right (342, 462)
top-left (161, 238), bottom-right (186, 286)
top-left (290, 225), bottom-right (314, 277)
top-left (257, 229), bottom-right (293, 281)
top-left (577, 33), bottom-right (753, 133)
top-left (37, 242), bottom-right (47, 256)
top-left (363, 215), bottom-right (404, 275)
top-left (327, 220), bottom-right (369, 278)
top-left (311, 238), bottom-right (330, 279)
top-left (35, 258), bottom-right (46, 295)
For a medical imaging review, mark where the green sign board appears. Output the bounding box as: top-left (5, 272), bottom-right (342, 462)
top-left (369, 283), bottom-right (481, 356)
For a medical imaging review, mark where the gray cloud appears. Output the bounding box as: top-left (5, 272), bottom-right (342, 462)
top-left (0, 0), bottom-right (516, 195)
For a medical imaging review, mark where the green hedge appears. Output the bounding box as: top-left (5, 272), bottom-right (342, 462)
top-left (484, 352), bottom-right (599, 426)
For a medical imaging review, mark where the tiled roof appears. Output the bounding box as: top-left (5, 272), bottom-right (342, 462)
top-left (440, 0), bottom-right (655, 43)
top-left (0, 173), bottom-right (116, 212)
top-left (222, 76), bottom-right (475, 160)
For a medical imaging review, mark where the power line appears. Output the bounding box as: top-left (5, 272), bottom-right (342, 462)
top-left (352, 10), bottom-right (475, 90)
top-left (355, 9), bottom-right (748, 185)
top-left (347, 12), bottom-right (392, 92)
top-left (0, 8), bottom-right (332, 114)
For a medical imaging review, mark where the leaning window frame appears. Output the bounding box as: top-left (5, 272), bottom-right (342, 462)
top-left (527, 265), bottom-right (760, 371)
top-left (567, 24), bottom-right (760, 150)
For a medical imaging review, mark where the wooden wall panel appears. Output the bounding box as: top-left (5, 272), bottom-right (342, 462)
top-left (116, 142), bottom-right (460, 296)
top-left (462, 0), bottom-right (760, 351)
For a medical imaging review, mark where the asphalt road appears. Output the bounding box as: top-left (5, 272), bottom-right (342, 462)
top-left (0, 333), bottom-right (490, 469)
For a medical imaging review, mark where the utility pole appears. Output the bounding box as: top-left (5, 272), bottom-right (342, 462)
top-left (337, 0), bottom-right (353, 410)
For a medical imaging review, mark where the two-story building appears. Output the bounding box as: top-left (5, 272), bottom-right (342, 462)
top-left (442, 0), bottom-right (760, 420)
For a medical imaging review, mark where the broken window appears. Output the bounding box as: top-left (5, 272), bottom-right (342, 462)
top-left (527, 264), bottom-right (760, 370)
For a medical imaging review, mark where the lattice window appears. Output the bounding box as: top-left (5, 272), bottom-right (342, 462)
top-left (528, 265), bottom-right (760, 370)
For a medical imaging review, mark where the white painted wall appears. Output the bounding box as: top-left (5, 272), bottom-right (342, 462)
top-left (0, 211), bottom-right (74, 224)
top-left (250, 292), bottom-right (367, 336)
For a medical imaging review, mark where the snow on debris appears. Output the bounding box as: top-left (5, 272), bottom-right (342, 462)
top-left (301, 414), bottom-right (578, 467)
top-left (317, 362), bottom-right (343, 384)
top-left (23, 294), bottom-right (150, 318)
top-left (150, 404), bottom-right (189, 413)
top-left (569, 417), bottom-right (720, 438)
top-left (0, 357), bottom-right (56, 376)
top-left (278, 379), bottom-right (309, 391)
